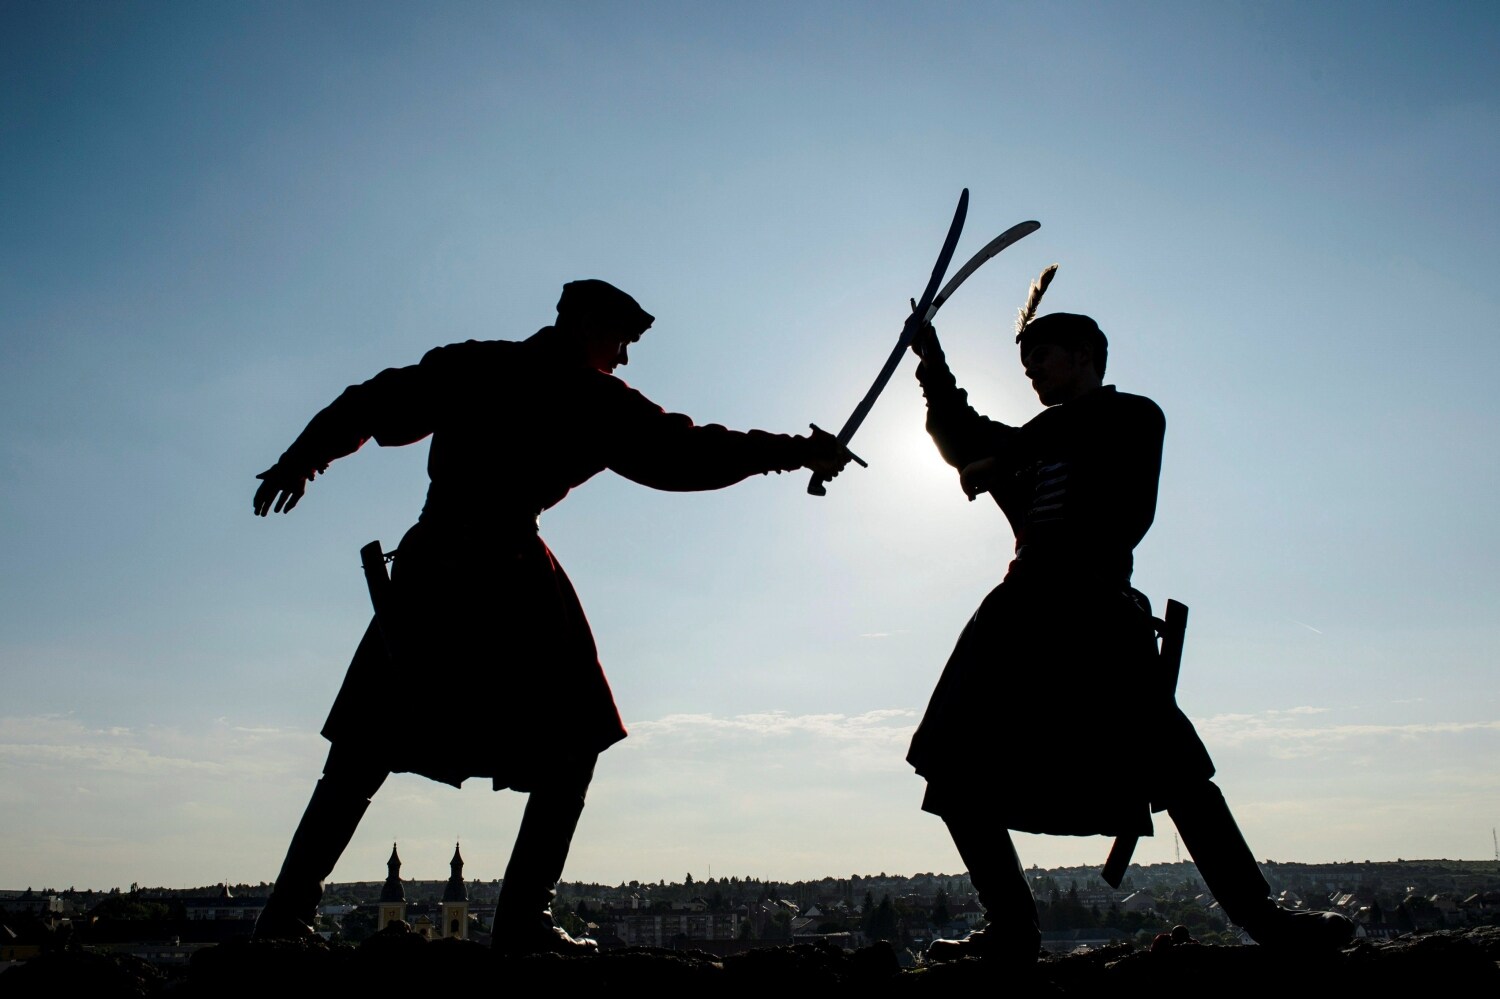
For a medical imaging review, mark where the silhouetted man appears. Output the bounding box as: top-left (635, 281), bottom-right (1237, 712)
top-left (905, 297), bottom-right (1352, 962)
top-left (251, 280), bottom-right (849, 952)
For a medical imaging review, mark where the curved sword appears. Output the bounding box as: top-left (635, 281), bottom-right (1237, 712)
top-left (809, 189), bottom-right (969, 496)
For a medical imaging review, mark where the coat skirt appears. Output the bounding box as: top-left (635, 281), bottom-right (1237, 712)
top-left (906, 567), bottom-right (1215, 837)
top-left (320, 519), bottom-right (626, 791)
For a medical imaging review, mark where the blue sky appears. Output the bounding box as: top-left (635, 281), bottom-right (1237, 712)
top-left (3, 1), bottom-right (1497, 888)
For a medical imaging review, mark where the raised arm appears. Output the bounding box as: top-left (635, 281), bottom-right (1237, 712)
top-left (911, 324), bottom-right (1019, 479)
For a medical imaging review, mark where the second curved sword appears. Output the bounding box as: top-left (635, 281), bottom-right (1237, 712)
top-left (925, 219), bottom-right (1040, 324)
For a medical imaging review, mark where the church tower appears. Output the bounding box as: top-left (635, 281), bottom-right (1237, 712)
top-left (376, 842), bottom-right (407, 931)
top-left (441, 842), bottom-right (469, 940)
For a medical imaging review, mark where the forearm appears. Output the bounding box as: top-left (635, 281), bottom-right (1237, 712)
top-left (915, 342), bottom-right (1016, 470)
top-left (272, 364), bottom-right (433, 476)
top-left (274, 390), bottom-right (370, 477)
top-left (612, 422), bottom-right (815, 491)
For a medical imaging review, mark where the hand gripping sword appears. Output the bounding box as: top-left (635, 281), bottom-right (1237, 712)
top-left (808, 195), bottom-right (1041, 495)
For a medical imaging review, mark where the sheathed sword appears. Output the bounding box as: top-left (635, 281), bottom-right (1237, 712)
top-left (808, 200), bottom-right (1042, 495)
top-left (359, 540), bottom-right (406, 661)
top-left (1101, 598), bottom-right (1190, 888)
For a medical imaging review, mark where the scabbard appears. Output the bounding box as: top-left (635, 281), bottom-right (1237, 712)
top-left (1159, 599), bottom-right (1189, 693)
top-left (1101, 599), bottom-right (1190, 889)
top-left (359, 540), bottom-right (405, 662)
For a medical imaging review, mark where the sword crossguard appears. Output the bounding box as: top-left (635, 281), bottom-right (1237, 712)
top-left (809, 424), bottom-right (866, 468)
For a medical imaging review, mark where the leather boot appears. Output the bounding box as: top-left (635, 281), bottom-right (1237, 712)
top-left (254, 767), bottom-right (383, 940)
top-left (926, 815), bottom-right (1040, 964)
top-left (494, 782), bottom-right (597, 956)
top-left (1168, 781), bottom-right (1352, 950)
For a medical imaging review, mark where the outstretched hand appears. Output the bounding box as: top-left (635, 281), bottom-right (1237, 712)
top-left (253, 465), bottom-right (310, 516)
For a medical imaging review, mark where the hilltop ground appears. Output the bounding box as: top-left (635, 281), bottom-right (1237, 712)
top-left (4, 924), bottom-right (1498, 996)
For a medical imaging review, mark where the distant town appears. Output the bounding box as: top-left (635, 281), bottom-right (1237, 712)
top-left (5, 856), bottom-right (1498, 974)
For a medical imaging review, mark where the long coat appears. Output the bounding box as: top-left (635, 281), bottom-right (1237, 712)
top-left (905, 345), bottom-right (1214, 836)
top-left (273, 328), bottom-right (812, 790)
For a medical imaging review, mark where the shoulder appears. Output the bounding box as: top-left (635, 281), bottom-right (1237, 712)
top-left (1024, 387), bottom-right (1163, 441)
top-left (1098, 387), bottom-right (1164, 430)
top-left (418, 338), bottom-right (518, 367)
top-left (407, 339), bottom-right (530, 390)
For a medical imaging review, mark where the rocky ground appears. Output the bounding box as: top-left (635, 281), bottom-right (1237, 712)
top-left (5, 925), bottom-right (1498, 996)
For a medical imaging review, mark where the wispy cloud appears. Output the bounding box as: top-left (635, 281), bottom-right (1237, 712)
top-left (629, 709), bottom-right (914, 749)
top-left (631, 709), bottom-right (914, 740)
top-left (0, 713), bottom-right (332, 887)
top-left (620, 709), bottom-right (919, 775)
top-left (0, 740), bottom-right (220, 775)
top-left (0, 714), bottom-right (322, 783)
top-left (1196, 710), bottom-right (1500, 759)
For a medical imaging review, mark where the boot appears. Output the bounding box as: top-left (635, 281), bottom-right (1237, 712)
top-left (926, 816), bottom-right (1040, 964)
top-left (495, 784), bottom-right (597, 956)
top-left (254, 769), bottom-right (382, 940)
top-left (1168, 781), bottom-right (1352, 950)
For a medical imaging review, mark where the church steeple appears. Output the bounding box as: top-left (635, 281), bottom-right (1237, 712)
top-left (375, 842), bottom-right (409, 933)
top-left (380, 842), bottom-right (405, 903)
top-left (439, 840), bottom-right (470, 940)
top-left (443, 842), bottom-right (468, 903)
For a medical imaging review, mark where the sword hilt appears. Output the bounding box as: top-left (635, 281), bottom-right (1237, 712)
top-left (807, 424), bottom-right (865, 497)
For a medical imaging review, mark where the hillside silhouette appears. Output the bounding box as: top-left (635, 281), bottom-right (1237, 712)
top-left (5, 923), bottom-right (1498, 996)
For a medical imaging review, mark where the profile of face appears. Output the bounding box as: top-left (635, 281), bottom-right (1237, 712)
top-left (582, 326), bottom-right (643, 373)
top-left (1021, 340), bottom-right (1098, 406)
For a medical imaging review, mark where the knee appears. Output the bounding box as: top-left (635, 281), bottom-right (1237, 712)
top-left (526, 754), bottom-right (597, 804)
top-left (559, 754), bottom-right (598, 798)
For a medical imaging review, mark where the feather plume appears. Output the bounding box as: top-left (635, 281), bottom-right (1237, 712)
top-left (1014, 263), bottom-right (1059, 342)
